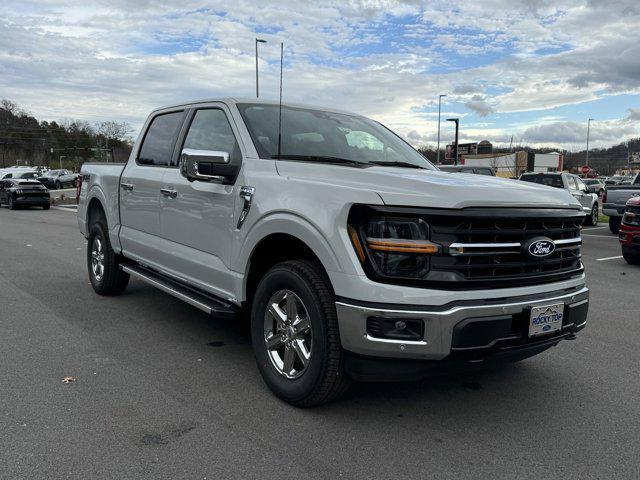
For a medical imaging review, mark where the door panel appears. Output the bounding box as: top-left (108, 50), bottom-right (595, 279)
top-left (119, 164), bottom-right (166, 262)
top-left (159, 168), bottom-right (238, 298)
top-left (119, 110), bottom-right (185, 264)
top-left (158, 106), bottom-right (242, 299)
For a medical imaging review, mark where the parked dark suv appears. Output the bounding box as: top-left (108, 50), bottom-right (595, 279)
top-left (0, 179), bottom-right (50, 210)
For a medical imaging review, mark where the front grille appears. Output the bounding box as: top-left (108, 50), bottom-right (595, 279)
top-left (428, 211), bottom-right (583, 288)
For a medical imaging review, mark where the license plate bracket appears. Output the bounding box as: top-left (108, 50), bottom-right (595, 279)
top-left (528, 303), bottom-right (564, 337)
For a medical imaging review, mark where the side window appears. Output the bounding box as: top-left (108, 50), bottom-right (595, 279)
top-left (138, 111), bottom-right (184, 166)
top-left (567, 176), bottom-right (578, 190)
top-left (575, 177), bottom-right (587, 191)
top-left (183, 109), bottom-right (240, 162)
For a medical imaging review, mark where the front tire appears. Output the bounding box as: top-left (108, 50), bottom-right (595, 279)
top-left (8, 195), bottom-right (16, 210)
top-left (55, 180), bottom-right (61, 190)
top-left (623, 248), bottom-right (640, 265)
top-left (251, 260), bottom-right (349, 407)
top-left (87, 220), bottom-right (129, 295)
top-left (609, 217), bottom-right (621, 234)
top-left (585, 204), bottom-right (598, 226)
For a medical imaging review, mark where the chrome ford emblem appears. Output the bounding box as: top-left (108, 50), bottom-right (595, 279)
top-left (524, 237), bottom-right (556, 259)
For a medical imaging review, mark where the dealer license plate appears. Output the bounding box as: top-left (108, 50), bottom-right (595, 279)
top-left (528, 303), bottom-right (564, 337)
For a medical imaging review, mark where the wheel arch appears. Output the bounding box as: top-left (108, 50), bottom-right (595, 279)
top-left (242, 232), bottom-right (335, 308)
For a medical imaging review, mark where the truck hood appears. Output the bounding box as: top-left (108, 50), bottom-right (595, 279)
top-left (276, 162), bottom-right (581, 210)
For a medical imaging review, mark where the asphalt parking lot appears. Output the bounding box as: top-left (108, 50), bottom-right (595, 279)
top-left (1, 207), bottom-right (638, 480)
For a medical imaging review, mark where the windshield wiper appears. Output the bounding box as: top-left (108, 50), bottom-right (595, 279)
top-left (369, 160), bottom-right (427, 169)
top-left (271, 154), bottom-right (370, 167)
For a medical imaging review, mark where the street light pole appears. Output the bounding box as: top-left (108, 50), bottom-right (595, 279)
top-left (436, 94), bottom-right (446, 164)
top-left (255, 38), bottom-right (267, 98)
top-left (586, 118), bottom-right (594, 167)
top-left (446, 118), bottom-right (460, 165)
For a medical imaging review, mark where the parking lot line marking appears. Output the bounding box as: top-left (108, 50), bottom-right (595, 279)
top-left (582, 234), bottom-right (616, 238)
top-left (583, 226), bottom-right (608, 230)
top-left (596, 255), bottom-right (623, 261)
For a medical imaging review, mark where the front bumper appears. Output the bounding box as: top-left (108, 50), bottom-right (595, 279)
top-left (619, 224), bottom-right (640, 250)
top-left (335, 285), bottom-right (588, 363)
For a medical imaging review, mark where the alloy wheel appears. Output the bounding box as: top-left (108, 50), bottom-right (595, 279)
top-left (91, 236), bottom-right (105, 282)
top-left (263, 289), bottom-right (313, 379)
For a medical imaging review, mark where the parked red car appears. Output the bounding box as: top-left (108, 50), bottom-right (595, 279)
top-left (619, 196), bottom-right (640, 265)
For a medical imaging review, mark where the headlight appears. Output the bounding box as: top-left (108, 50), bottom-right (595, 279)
top-left (349, 214), bottom-right (439, 279)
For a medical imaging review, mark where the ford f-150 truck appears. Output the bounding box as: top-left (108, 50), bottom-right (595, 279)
top-left (77, 98), bottom-right (589, 406)
top-left (603, 173), bottom-right (640, 233)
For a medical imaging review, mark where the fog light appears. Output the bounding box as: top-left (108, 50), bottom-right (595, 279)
top-left (367, 317), bottom-right (423, 341)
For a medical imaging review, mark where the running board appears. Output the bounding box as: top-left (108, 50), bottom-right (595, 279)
top-left (120, 264), bottom-right (238, 319)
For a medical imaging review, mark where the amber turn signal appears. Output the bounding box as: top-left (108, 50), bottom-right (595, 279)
top-left (366, 238), bottom-right (439, 254)
top-left (348, 225), bottom-right (366, 263)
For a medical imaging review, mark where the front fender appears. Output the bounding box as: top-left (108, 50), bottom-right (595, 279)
top-left (232, 210), bottom-right (357, 302)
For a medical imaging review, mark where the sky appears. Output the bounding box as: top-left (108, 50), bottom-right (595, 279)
top-left (1, 0), bottom-right (639, 151)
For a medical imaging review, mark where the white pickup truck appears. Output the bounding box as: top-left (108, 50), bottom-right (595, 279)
top-left (77, 98), bottom-right (589, 406)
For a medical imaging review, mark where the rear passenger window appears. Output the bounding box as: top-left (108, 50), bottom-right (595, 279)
top-left (138, 111), bottom-right (184, 166)
top-left (183, 109), bottom-right (240, 162)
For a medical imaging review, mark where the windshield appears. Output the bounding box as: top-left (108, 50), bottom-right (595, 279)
top-left (238, 103), bottom-right (434, 169)
top-left (520, 174), bottom-right (564, 188)
top-left (583, 179), bottom-right (598, 185)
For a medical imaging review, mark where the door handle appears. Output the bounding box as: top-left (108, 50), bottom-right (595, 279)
top-left (120, 182), bottom-right (134, 191)
top-left (160, 188), bottom-right (178, 198)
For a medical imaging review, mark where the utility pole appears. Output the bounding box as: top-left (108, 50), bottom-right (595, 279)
top-left (509, 134), bottom-right (514, 153)
top-left (447, 118), bottom-right (460, 165)
top-left (255, 38), bottom-right (267, 98)
top-left (585, 118), bottom-right (594, 167)
top-left (436, 94), bottom-right (446, 164)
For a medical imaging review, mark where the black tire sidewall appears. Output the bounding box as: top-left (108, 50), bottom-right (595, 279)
top-left (251, 264), bottom-right (330, 403)
top-left (609, 217), bottom-right (621, 234)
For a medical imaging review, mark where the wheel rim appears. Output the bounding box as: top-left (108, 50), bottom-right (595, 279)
top-left (592, 207), bottom-right (598, 224)
top-left (263, 289), bottom-right (312, 379)
top-left (91, 236), bottom-right (105, 282)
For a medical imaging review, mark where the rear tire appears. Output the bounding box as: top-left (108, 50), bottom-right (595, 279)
top-left (585, 204), bottom-right (598, 226)
top-left (251, 260), bottom-right (350, 407)
top-left (609, 217), bottom-right (621, 234)
top-left (87, 219), bottom-right (129, 295)
top-left (43, 204), bottom-right (50, 210)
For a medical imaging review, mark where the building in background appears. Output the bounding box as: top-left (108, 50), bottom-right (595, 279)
top-left (458, 151), bottom-right (528, 178)
top-left (529, 152), bottom-right (564, 173)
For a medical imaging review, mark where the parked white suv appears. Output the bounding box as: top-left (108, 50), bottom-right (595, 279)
top-left (77, 98), bottom-right (589, 406)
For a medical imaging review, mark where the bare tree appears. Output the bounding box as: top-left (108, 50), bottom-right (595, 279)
top-left (97, 121), bottom-right (132, 142)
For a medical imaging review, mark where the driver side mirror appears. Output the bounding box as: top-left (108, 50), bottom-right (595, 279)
top-left (180, 148), bottom-right (238, 184)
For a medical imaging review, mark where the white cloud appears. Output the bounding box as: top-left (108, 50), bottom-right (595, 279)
top-left (0, 0), bottom-right (638, 150)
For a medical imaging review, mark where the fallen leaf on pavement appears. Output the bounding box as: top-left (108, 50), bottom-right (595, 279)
top-left (62, 376), bottom-right (77, 384)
